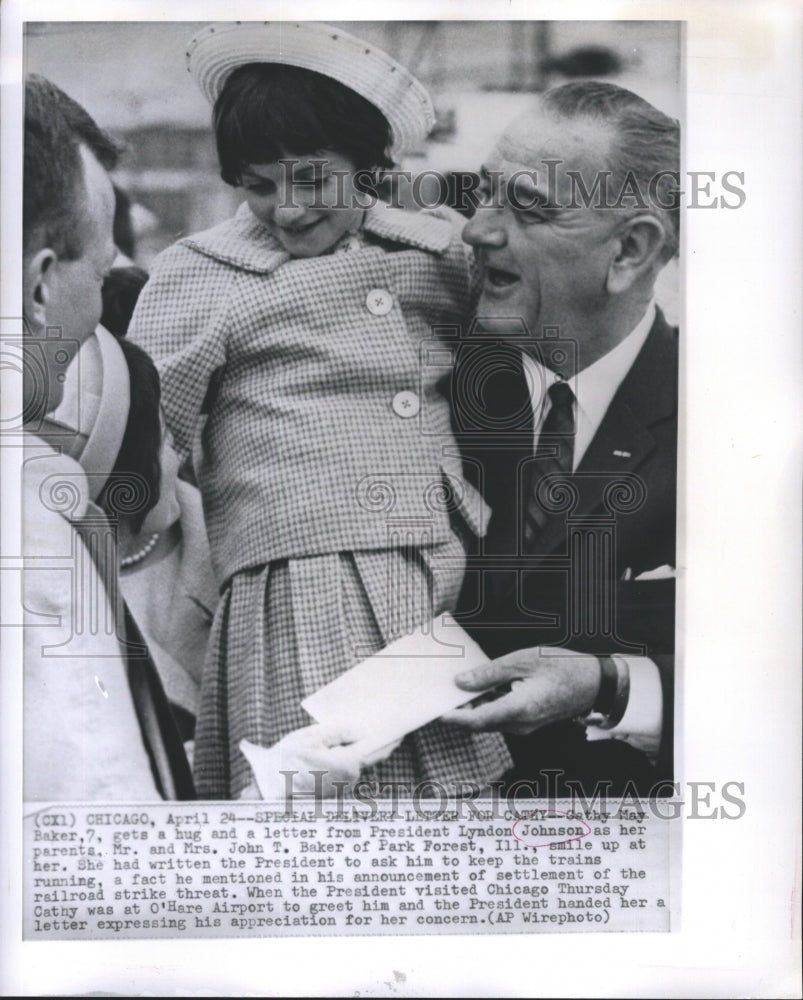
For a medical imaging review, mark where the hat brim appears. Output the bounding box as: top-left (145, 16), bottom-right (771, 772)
top-left (51, 326), bottom-right (131, 503)
top-left (187, 21), bottom-right (435, 154)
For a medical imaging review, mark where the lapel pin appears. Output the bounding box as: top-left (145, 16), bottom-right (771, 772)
top-left (613, 449), bottom-right (631, 458)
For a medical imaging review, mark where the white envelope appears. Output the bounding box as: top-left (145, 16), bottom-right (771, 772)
top-left (300, 613), bottom-right (491, 759)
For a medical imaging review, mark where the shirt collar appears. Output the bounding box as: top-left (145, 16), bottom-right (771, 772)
top-left (523, 301), bottom-right (656, 426)
top-left (183, 201), bottom-right (454, 274)
top-left (571, 300), bottom-right (657, 433)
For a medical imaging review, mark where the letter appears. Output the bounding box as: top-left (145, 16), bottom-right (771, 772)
top-left (611, 171), bottom-right (649, 210)
top-left (451, 172), bottom-right (481, 215)
top-left (719, 781), bottom-right (747, 820)
top-left (688, 781), bottom-right (718, 819)
top-left (567, 169), bottom-right (612, 209)
top-left (352, 169), bottom-right (380, 209)
top-left (687, 171), bottom-right (718, 209)
top-left (647, 783), bottom-right (682, 819)
top-left (568, 780), bottom-right (612, 817)
top-left (648, 170), bottom-right (681, 209)
top-left (411, 170), bottom-right (449, 210)
top-left (506, 170), bottom-right (542, 210)
top-left (719, 171), bottom-right (746, 209)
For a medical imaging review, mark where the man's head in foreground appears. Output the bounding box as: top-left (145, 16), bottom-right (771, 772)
top-left (22, 74), bottom-right (118, 419)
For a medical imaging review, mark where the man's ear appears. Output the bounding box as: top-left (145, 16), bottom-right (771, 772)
top-left (607, 215), bottom-right (667, 295)
top-left (22, 248), bottom-right (58, 330)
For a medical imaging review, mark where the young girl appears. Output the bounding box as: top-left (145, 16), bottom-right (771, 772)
top-left (129, 21), bottom-right (511, 798)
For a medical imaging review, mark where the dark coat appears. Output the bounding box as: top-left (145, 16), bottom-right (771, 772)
top-left (451, 308), bottom-right (678, 793)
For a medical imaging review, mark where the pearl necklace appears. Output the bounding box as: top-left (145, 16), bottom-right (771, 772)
top-left (120, 531), bottom-right (160, 568)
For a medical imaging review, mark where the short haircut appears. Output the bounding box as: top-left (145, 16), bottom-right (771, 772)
top-left (98, 337), bottom-right (162, 533)
top-left (541, 81), bottom-right (680, 259)
top-left (213, 63), bottom-right (394, 186)
top-left (24, 74), bottom-right (120, 261)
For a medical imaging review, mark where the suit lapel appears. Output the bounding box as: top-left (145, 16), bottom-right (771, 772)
top-left (527, 309), bottom-right (677, 561)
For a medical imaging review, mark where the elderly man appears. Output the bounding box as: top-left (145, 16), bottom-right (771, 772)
top-left (21, 75), bottom-right (194, 800)
top-left (444, 81), bottom-right (679, 794)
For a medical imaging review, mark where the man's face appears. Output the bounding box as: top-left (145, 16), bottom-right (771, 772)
top-left (25, 145), bottom-right (116, 413)
top-left (463, 107), bottom-right (624, 360)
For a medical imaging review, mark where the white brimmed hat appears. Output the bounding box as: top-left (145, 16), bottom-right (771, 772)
top-left (187, 21), bottom-right (435, 153)
top-left (50, 326), bottom-right (131, 503)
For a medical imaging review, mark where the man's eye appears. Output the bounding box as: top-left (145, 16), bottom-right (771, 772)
top-left (517, 206), bottom-right (549, 225)
top-left (513, 195), bottom-right (557, 224)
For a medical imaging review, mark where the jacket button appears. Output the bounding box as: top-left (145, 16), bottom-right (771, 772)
top-left (392, 391), bottom-right (419, 418)
top-left (366, 289), bottom-right (393, 315)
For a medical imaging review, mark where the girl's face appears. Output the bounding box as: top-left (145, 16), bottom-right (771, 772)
top-left (239, 150), bottom-right (366, 258)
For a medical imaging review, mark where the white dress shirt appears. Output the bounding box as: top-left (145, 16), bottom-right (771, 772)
top-left (522, 301), bottom-right (657, 469)
top-left (521, 302), bottom-right (664, 759)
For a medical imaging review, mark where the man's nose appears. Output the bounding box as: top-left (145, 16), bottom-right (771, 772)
top-left (463, 206), bottom-right (506, 248)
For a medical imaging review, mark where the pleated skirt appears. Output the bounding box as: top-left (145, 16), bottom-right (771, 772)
top-left (193, 534), bottom-right (511, 798)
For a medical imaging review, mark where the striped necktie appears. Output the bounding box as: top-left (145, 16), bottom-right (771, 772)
top-left (524, 380), bottom-right (576, 544)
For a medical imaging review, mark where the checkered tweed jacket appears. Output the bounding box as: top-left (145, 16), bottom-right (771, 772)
top-left (129, 202), bottom-right (488, 585)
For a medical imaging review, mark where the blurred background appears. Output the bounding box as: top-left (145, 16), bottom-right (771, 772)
top-left (25, 20), bottom-right (680, 315)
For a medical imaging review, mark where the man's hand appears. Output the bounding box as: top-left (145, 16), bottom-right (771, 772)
top-left (441, 647), bottom-right (600, 735)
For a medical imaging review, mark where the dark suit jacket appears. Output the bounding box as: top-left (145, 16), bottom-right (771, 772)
top-left (450, 308), bottom-right (678, 791)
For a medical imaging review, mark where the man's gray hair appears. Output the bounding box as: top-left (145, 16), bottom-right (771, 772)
top-left (541, 80), bottom-right (680, 260)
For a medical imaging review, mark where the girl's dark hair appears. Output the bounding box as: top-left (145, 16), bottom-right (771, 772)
top-left (98, 337), bottom-right (162, 533)
top-left (213, 63), bottom-right (394, 186)
top-left (101, 265), bottom-right (149, 337)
